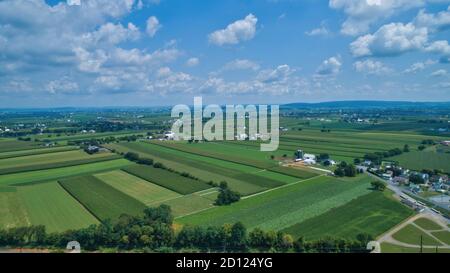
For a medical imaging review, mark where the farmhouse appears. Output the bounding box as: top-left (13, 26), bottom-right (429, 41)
top-left (441, 140), bottom-right (450, 146)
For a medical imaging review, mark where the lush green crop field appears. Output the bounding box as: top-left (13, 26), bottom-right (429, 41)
top-left (392, 224), bottom-right (442, 246)
top-left (389, 147), bottom-right (450, 173)
top-left (413, 218), bottom-right (444, 231)
top-left (0, 146), bottom-right (78, 160)
top-left (152, 141), bottom-right (277, 169)
top-left (59, 175), bottom-right (147, 222)
top-left (152, 190), bottom-right (219, 218)
top-left (0, 140), bottom-right (42, 153)
top-left (0, 159), bottom-right (133, 186)
top-left (0, 188), bottom-right (30, 229)
top-left (122, 165), bottom-right (211, 195)
top-left (282, 191), bottom-right (414, 240)
top-left (178, 175), bottom-right (374, 231)
top-left (18, 182), bottom-right (99, 232)
top-left (0, 150), bottom-right (121, 175)
top-left (94, 170), bottom-right (181, 205)
top-left (106, 142), bottom-right (268, 195)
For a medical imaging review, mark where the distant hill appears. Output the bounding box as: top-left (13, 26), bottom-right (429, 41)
top-left (282, 101), bottom-right (450, 109)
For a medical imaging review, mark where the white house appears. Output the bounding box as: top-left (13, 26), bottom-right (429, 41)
top-left (165, 131), bottom-right (175, 140)
top-left (303, 153), bottom-right (316, 161)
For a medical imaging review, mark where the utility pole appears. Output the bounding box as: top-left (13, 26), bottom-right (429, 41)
top-left (420, 235), bottom-right (423, 253)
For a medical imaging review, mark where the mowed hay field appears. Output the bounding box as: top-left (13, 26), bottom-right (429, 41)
top-left (0, 187), bottom-right (30, 229)
top-left (282, 190), bottom-right (414, 240)
top-left (178, 175), bottom-right (375, 231)
top-left (122, 165), bottom-right (211, 195)
top-left (0, 159), bottom-right (133, 187)
top-left (94, 170), bottom-right (181, 206)
top-left (0, 149), bottom-right (120, 175)
top-left (17, 182), bottom-right (99, 232)
top-left (59, 175), bottom-right (147, 222)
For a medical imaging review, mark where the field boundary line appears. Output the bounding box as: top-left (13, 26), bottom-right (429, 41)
top-left (242, 174), bottom-right (326, 200)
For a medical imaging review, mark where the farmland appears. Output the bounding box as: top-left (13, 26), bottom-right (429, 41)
top-left (94, 170), bottom-right (181, 205)
top-left (18, 182), bottom-right (99, 232)
top-left (177, 175), bottom-right (376, 231)
top-left (0, 150), bottom-right (120, 175)
top-left (1, 104), bottom-right (448, 253)
top-left (122, 164), bottom-right (211, 195)
top-left (282, 191), bottom-right (414, 240)
top-left (59, 175), bottom-right (147, 221)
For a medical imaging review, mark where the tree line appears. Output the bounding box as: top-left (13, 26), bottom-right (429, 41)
top-left (0, 205), bottom-right (372, 253)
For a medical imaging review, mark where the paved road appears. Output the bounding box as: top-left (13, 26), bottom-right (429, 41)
top-left (367, 172), bottom-right (450, 226)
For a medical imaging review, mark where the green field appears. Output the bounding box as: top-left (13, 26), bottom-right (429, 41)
top-left (0, 146), bottom-right (78, 160)
top-left (122, 165), bottom-right (211, 195)
top-left (0, 159), bottom-right (133, 186)
top-left (0, 188), bottom-right (30, 229)
top-left (178, 175), bottom-right (374, 231)
top-left (59, 175), bottom-right (147, 222)
top-left (107, 142), bottom-right (306, 195)
top-left (381, 242), bottom-right (450, 253)
top-left (389, 146), bottom-right (450, 173)
top-left (431, 231), bottom-right (450, 245)
top-left (0, 150), bottom-right (120, 175)
top-left (282, 191), bottom-right (413, 240)
top-left (94, 170), bottom-right (181, 205)
top-left (413, 218), bottom-right (444, 231)
top-left (392, 224), bottom-right (442, 246)
top-left (18, 182), bottom-right (99, 232)
top-left (0, 140), bottom-right (42, 153)
top-left (153, 190), bottom-right (219, 218)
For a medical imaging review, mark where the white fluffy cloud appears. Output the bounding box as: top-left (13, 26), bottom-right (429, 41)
top-left (353, 59), bottom-right (392, 75)
top-left (403, 59), bottom-right (436, 73)
top-left (208, 14), bottom-right (258, 46)
top-left (431, 69), bottom-right (447, 76)
top-left (415, 6), bottom-right (450, 31)
top-left (350, 23), bottom-right (428, 57)
top-left (146, 16), bottom-right (161, 37)
top-left (329, 0), bottom-right (444, 36)
top-left (316, 56), bottom-right (342, 76)
top-left (186, 57), bottom-right (200, 67)
top-left (305, 25), bottom-right (330, 36)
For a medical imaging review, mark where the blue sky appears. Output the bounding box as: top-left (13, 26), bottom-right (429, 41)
top-left (0, 0), bottom-right (450, 107)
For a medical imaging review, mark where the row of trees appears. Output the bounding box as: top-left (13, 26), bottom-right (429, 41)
top-left (0, 205), bottom-right (371, 253)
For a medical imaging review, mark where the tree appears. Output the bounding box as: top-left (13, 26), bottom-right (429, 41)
top-left (409, 174), bottom-right (425, 184)
top-left (334, 168), bottom-right (345, 177)
top-left (418, 145), bottom-right (426, 151)
top-left (229, 222), bottom-right (247, 250)
top-left (344, 164), bottom-right (357, 177)
top-left (403, 144), bottom-right (410, 152)
top-left (124, 152), bottom-right (139, 162)
top-left (371, 181), bottom-right (386, 191)
top-left (215, 182), bottom-right (241, 206)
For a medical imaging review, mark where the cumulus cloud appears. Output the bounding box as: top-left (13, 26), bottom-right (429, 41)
top-left (208, 14), bottom-right (258, 46)
top-left (403, 59), bottom-right (436, 73)
top-left (186, 57), bottom-right (200, 67)
top-left (430, 69), bottom-right (447, 76)
top-left (305, 26), bottom-right (330, 36)
top-left (316, 56), bottom-right (342, 76)
top-left (45, 77), bottom-right (79, 94)
top-left (146, 16), bottom-right (161, 37)
top-left (329, 0), bottom-right (438, 36)
top-left (350, 23), bottom-right (428, 57)
top-left (414, 6), bottom-right (450, 31)
top-left (353, 59), bottom-right (392, 75)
